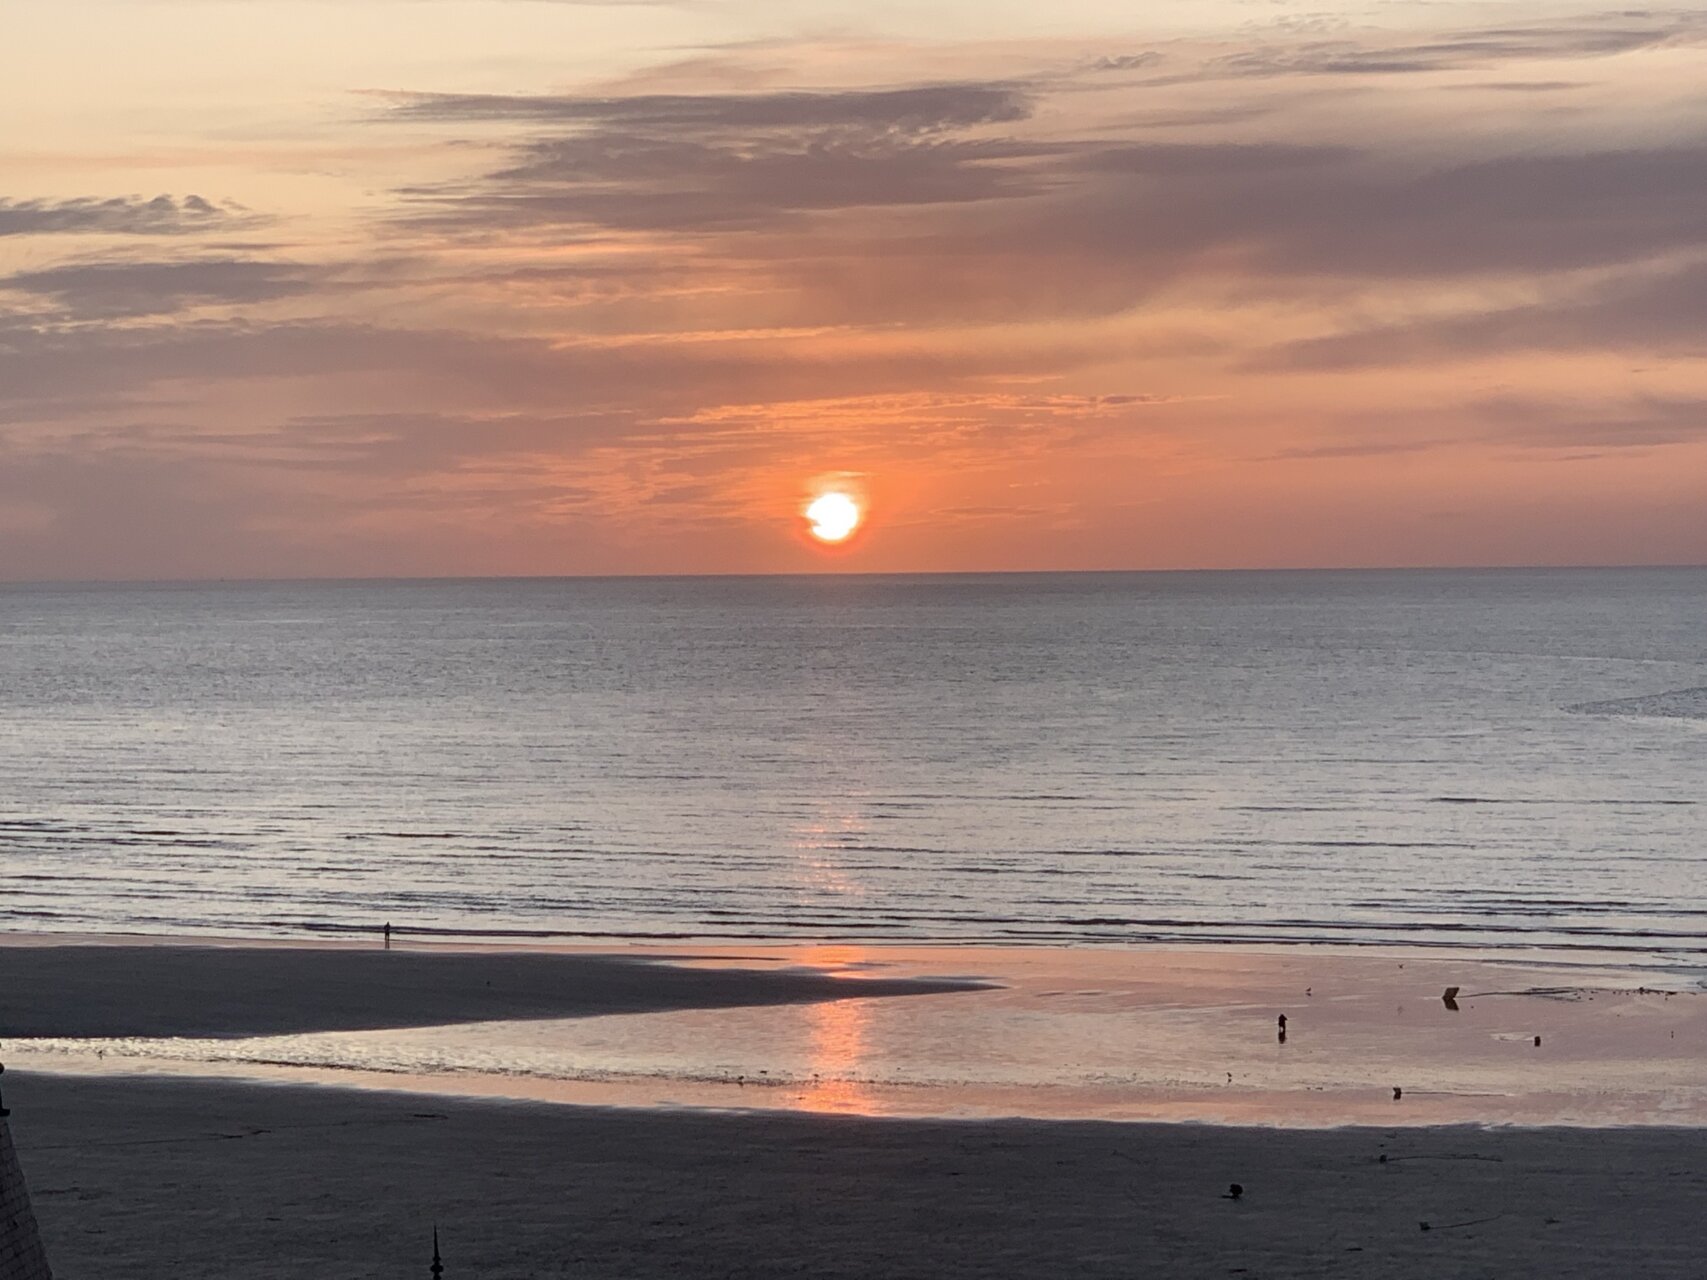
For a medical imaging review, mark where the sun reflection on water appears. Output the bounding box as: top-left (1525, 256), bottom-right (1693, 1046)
top-left (794, 945), bottom-right (875, 1113)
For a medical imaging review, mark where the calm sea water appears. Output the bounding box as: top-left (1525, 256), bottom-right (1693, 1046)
top-left (1, 570), bottom-right (1703, 957)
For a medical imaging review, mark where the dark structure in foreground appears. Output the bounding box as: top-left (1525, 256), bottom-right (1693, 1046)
top-left (0, 1092), bottom-right (53, 1280)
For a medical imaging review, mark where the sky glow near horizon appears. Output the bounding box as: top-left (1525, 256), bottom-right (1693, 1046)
top-left (3, 0), bottom-right (1705, 579)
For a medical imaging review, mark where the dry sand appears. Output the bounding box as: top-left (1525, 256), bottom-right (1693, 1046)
top-left (8, 1071), bottom-right (1706, 1279)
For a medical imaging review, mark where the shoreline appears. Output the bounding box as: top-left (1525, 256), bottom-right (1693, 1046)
top-left (4, 934), bottom-right (1704, 1128)
top-left (7, 925), bottom-right (1702, 971)
top-left (8, 924), bottom-right (1706, 968)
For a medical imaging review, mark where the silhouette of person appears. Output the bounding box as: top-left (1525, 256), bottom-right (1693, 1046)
top-left (0, 1062), bottom-right (9, 1117)
top-left (384, 922), bottom-right (392, 950)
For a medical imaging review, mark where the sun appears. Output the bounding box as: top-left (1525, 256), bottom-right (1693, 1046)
top-left (805, 491), bottom-right (862, 544)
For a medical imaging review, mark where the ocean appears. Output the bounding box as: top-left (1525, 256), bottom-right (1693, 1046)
top-left (1, 569), bottom-right (1703, 958)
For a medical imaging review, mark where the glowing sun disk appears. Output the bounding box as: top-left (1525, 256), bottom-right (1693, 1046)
top-left (806, 491), bottom-right (862, 543)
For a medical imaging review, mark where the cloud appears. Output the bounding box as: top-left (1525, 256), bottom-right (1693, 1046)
top-left (1069, 141), bottom-right (1354, 176)
top-left (1261, 393), bottom-right (1707, 465)
top-left (1203, 16), bottom-right (1705, 80)
top-left (388, 82), bottom-right (1044, 235)
top-left (0, 195), bottom-right (243, 237)
top-left (381, 83), bottom-right (1031, 130)
top-left (0, 315), bottom-right (1102, 419)
top-left (1262, 261), bottom-right (1707, 368)
top-left (261, 410), bottom-right (645, 473)
top-left (0, 259), bottom-right (326, 318)
top-left (1474, 395), bottom-right (1707, 450)
top-left (380, 56), bottom-right (1707, 345)
top-left (421, 134), bottom-right (1045, 233)
top-left (1046, 143), bottom-right (1707, 284)
top-left (1083, 53), bottom-right (1163, 74)
top-left (1268, 439), bottom-right (1448, 461)
top-left (1448, 80), bottom-right (1587, 93)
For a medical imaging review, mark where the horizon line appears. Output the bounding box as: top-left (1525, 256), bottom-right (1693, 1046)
top-left (4, 561), bottom-right (1705, 589)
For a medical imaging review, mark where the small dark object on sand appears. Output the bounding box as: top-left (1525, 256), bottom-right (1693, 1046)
top-left (1277, 1014), bottom-right (1287, 1029)
top-left (1534, 1035), bottom-right (1542, 1046)
top-left (1442, 986), bottom-right (1460, 1011)
top-left (1428, 1213), bottom-right (1503, 1233)
top-left (1225, 1184), bottom-right (1243, 1200)
top-left (1393, 1086), bottom-right (1403, 1100)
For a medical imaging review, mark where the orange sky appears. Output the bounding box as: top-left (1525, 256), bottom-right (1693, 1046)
top-left (3, 1), bottom-right (1705, 578)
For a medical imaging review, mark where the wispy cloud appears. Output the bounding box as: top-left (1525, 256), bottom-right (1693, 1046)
top-left (381, 83), bottom-right (1032, 129)
top-left (0, 259), bottom-right (326, 318)
top-left (1261, 261), bottom-right (1707, 369)
top-left (0, 195), bottom-right (247, 237)
top-left (386, 83), bottom-right (1043, 235)
top-left (1201, 14), bottom-right (1707, 80)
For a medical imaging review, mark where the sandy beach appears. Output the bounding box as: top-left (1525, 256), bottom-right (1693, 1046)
top-left (0, 940), bottom-right (983, 1038)
top-left (8, 1071), bottom-right (1707, 1279)
top-left (7, 937), bottom-right (1704, 1125)
top-left (4, 938), bottom-right (1705, 1276)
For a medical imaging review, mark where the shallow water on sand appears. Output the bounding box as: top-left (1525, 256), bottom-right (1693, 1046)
top-left (13, 944), bottom-right (1707, 1126)
top-left (1, 569), bottom-right (1704, 956)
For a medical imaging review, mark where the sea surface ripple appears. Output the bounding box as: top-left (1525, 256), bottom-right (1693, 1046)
top-left (1, 568), bottom-right (1703, 959)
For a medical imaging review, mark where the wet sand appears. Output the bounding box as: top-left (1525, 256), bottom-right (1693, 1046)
top-left (5, 938), bottom-right (1704, 1126)
top-left (8, 1071), bottom-right (1707, 1279)
top-left (0, 941), bottom-right (982, 1038)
